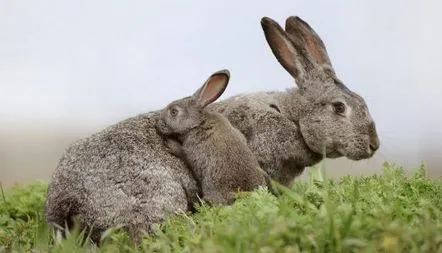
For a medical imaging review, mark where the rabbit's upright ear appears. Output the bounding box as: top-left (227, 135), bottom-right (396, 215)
top-left (261, 17), bottom-right (305, 82)
top-left (193, 70), bottom-right (230, 108)
top-left (284, 16), bottom-right (335, 76)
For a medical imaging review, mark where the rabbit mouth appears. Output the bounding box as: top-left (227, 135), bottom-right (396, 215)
top-left (349, 152), bottom-right (374, 160)
top-left (326, 150), bottom-right (342, 158)
top-left (311, 145), bottom-right (344, 159)
top-left (155, 118), bottom-right (172, 135)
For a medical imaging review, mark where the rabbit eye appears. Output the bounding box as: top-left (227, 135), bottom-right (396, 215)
top-left (332, 102), bottom-right (346, 115)
top-left (169, 108), bottom-right (179, 117)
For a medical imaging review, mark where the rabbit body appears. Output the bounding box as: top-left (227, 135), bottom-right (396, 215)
top-left (156, 70), bottom-right (270, 205)
top-left (165, 112), bottom-right (269, 205)
top-left (207, 91), bottom-right (321, 186)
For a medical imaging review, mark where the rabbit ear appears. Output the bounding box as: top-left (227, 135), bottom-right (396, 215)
top-left (284, 16), bottom-right (335, 75)
top-left (193, 70), bottom-right (230, 108)
top-left (261, 17), bottom-right (306, 82)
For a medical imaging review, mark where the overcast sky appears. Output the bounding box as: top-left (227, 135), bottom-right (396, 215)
top-left (1, 0), bottom-right (441, 166)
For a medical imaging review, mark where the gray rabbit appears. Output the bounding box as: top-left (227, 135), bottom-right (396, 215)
top-left (207, 16), bottom-right (380, 185)
top-left (45, 15), bottom-right (379, 242)
top-left (156, 70), bottom-right (273, 206)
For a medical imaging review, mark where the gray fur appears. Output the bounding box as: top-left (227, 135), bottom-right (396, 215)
top-left (156, 70), bottom-right (272, 205)
top-left (207, 16), bottom-right (380, 185)
top-left (45, 112), bottom-right (199, 242)
top-left (45, 15), bottom-right (379, 241)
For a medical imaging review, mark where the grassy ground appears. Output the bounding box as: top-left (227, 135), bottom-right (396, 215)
top-left (0, 162), bottom-right (441, 253)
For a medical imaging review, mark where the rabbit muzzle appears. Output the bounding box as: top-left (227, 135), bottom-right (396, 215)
top-left (341, 134), bottom-right (379, 160)
top-left (155, 117), bottom-right (173, 136)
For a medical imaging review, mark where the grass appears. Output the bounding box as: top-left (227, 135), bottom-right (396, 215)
top-left (0, 162), bottom-right (441, 252)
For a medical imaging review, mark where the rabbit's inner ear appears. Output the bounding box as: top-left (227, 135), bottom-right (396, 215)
top-left (261, 17), bottom-right (304, 81)
top-left (194, 70), bottom-right (230, 108)
top-left (284, 16), bottom-right (335, 76)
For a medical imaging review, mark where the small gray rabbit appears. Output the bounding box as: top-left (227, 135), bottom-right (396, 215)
top-left (156, 70), bottom-right (273, 205)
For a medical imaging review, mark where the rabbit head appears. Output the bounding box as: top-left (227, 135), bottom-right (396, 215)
top-left (156, 70), bottom-right (230, 136)
top-left (261, 16), bottom-right (380, 160)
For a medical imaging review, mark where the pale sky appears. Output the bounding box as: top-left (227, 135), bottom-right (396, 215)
top-left (1, 0), bottom-right (441, 167)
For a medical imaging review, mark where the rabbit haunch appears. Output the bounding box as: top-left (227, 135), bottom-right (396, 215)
top-left (156, 70), bottom-right (273, 205)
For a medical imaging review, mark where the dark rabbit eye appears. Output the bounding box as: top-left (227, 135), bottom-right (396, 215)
top-left (169, 107), bottom-right (178, 117)
top-left (333, 102), bottom-right (346, 115)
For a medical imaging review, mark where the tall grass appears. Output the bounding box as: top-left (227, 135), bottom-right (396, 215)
top-left (0, 162), bottom-right (441, 252)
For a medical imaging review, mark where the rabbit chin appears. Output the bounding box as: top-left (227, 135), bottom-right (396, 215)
top-left (318, 145), bottom-right (374, 161)
top-left (324, 150), bottom-right (342, 158)
top-left (338, 146), bottom-right (374, 161)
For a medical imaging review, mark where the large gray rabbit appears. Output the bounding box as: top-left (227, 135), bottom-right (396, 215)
top-left (45, 15), bottom-right (379, 242)
top-left (208, 16), bottom-right (380, 185)
top-left (156, 69), bottom-right (272, 206)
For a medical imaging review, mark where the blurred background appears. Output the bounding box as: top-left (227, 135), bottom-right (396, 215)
top-left (1, 0), bottom-right (441, 188)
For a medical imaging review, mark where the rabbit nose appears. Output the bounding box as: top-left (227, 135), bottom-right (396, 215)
top-left (369, 135), bottom-right (380, 152)
top-left (367, 122), bottom-right (380, 152)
